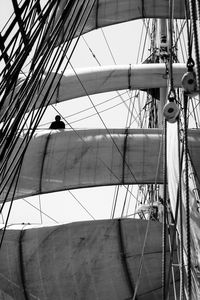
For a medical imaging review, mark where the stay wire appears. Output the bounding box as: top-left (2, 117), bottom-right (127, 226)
top-left (49, 91), bottom-right (129, 122)
top-left (82, 35), bottom-right (135, 121)
top-left (22, 198), bottom-right (59, 224)
top-left (68, 191), bottom-right (95, 220)
top-left (67, 97), bottom-right (133, 126)
top-left (121, 185), bottom-right (129, 218)
top-left (125, 185), bottom-right (134, 217)
top-left (183, 92), bottom-right (192, 299)
top-left (110, 186), bottom-right (119, 219)
top-left (177, 119), bottom-right (185, 299)
top-left (101, 28), bottom-right (117, 64)
top-left (168, 0), bottom-right (175, 92)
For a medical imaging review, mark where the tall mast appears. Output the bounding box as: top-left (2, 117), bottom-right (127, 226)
top-left (159, 19), bottom-right (168, 300)
top-left (158, 19), bottom-right (168, 127)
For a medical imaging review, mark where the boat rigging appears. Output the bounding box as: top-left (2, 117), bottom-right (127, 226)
top-left (0, 0), bottom-right (200, 299)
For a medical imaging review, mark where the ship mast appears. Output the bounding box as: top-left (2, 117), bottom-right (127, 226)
top-left (158, 19), bottom-right (168, 300)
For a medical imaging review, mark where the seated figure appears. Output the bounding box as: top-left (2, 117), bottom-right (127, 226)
top-left (49, 115), bottom-right (65, 129)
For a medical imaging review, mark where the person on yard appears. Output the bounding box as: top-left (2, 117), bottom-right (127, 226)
top-left (49, 115), bottom-right (65, 129)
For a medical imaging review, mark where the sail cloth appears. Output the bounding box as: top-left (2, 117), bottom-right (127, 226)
top-left (167, 123), bottom-right (200, 299)
top-left (1, 64), bottom-right (186, 118)
top-left (1, 129), bottom-right (164, 201)
top-left (57, 0), bottom-right (185, 40)
top-left (1, 128), bottom-right (200, 202)
top-left (0, 219), bottom-right (178, 300)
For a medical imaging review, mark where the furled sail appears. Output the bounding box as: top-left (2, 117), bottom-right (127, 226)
top-left (2, 64), bottom-right (186, 118)
top-left (0, 219), bottom-right (178, 300)
top-left (1, 128), bottom-right (200, 202)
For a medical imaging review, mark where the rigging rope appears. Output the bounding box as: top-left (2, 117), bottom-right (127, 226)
top-left (81, 34), bottom-right (135, 121)
top-left (183, 92), bottom-right (192, 299)
top-left (22, 198), bottom-right (59, 224)
top-left (68, 191), bottom-right (95, 220)
top-left (188, 0), bottom-right (200, 93)
top-left (19, 225), bottom-right (29, 300)
top-left (110, 186), bottom-right (119, 219)
top-left (177, 119), bottom-right (185, 299)
top-left (0, 0), bottom-right (99, 237)
top-left (162, 119), bottom-right (168, 300)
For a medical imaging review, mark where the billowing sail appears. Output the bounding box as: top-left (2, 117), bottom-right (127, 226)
top-left (1, 129), bottom-right (164, 201)
top-left (1, 128), bottom-right (200, 202)
top-left (57, 0), bottom-right (185, 40)
top-left (2, 64), bottom-right (186, 118)
top-left (0, 219), bottom-right (178, 300)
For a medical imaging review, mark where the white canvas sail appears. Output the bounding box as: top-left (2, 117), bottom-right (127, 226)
top-left (56, 0), bottom-right (185, 40)
top-left (1, 129), bottom-right (164, 201)
top-left (1, 64), bottom-right (186, 118)
top-left (1, 0), bottom-right (200, 298)
top-left (2, 128), bottom-right (200, 202)
top-left (0, 219), bottom-right (177, 300)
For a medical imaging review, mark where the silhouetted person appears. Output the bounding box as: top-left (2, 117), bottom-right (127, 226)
top-left (49, 115), bottom-right (65, 129)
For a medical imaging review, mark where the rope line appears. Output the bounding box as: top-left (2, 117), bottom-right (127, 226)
top-left (183, 92), bottom-right (192, 299)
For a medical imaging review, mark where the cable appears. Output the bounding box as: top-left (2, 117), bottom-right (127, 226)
top-left (22, 198), bottom-right (59, 224)
top-left (101, 28), bottom-right (117, 64)
top-left (183, 92), bottom-right (192, 299)
top-left (68, 191), bottom-right (95, 220)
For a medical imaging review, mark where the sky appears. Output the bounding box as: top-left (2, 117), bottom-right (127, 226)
top-left (0, 1), bottom-right (151, 227)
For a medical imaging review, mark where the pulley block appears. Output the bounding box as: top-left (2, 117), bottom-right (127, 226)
top-left (182, 71), bottom-right (197, 94)
top-left (163, 101), bottom-right (179, 123)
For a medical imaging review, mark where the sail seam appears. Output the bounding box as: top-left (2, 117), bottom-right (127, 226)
top-left (128, 64), bottom-right (131, 90)
top-left (19, 228), bottom-right (29, 300)
top-left (95, 0), bottom-right (99, 29)
top-left (122, 128), bottom-right (129, 184)
top-left (39, 133), bottom-right (51, 194)
top-left (141, 0), bottom-right (145, 18)
top-left (118, 219), bottom-right (138, 299)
